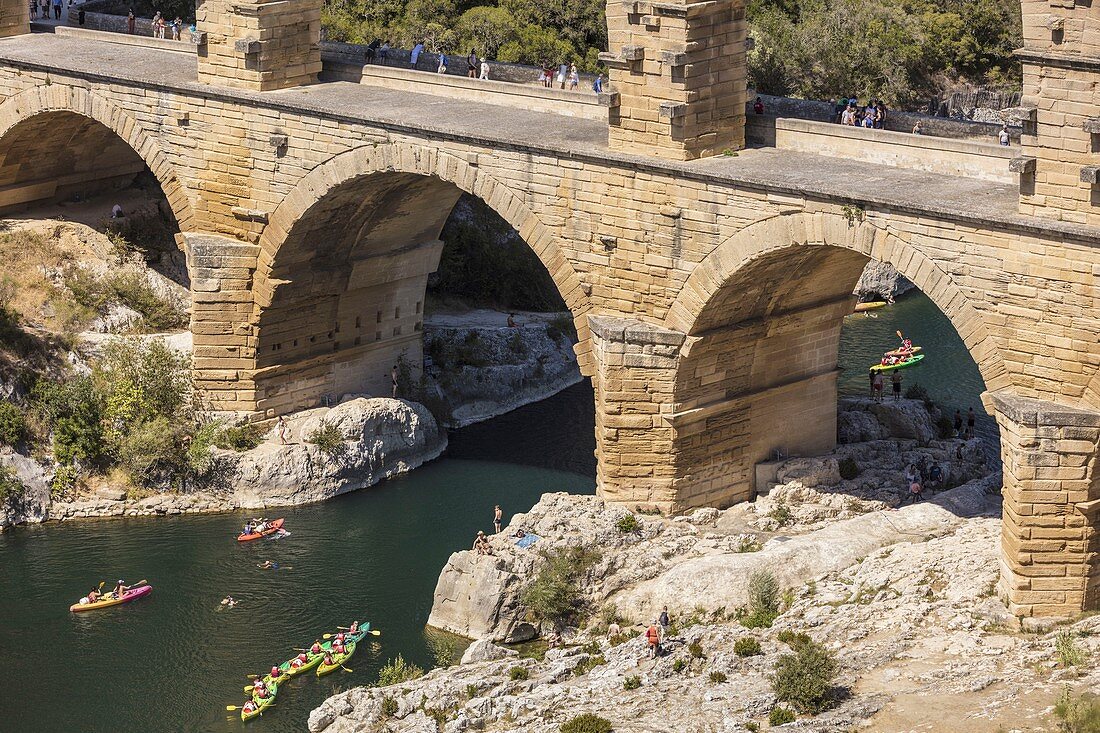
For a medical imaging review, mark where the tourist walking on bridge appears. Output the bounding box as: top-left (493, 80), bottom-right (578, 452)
top-left (467, 50), bottom-right (478, 78)
top-left (51, 0), bottom-right (61, 20)
top-left (127, 8), bottom-right (135, 33)
top-left (479, 58), bottom-right (490, 80)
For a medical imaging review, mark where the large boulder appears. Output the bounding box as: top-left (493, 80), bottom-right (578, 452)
top-left (839, 398), bottom-right (940, 444)
top-left (224, 398), bottom-right (447, 507)
top-left (459, 638), bottom-right (519, 665)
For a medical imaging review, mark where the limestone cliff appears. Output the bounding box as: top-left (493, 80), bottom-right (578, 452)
top-left (854, 259), bottom-right (915, 300)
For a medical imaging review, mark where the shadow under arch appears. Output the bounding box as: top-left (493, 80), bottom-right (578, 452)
top-left (0, 86), bottom-right (195, 230)
top-left (250, 141), bottom-right (593, 413)
top-left (659, 211), bottom-right (1009, 509)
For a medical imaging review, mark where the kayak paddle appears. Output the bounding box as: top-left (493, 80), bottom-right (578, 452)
top-left (323, 630), bottom-right (380, 639)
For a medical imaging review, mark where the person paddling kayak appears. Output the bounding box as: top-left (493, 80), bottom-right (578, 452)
top-left (112, 580), bottom-right (129, 599)
top-left (86, 586), bottom-right (100, 603)
top-left (322, 651), bottom-right (335, 667)
top-left (310, 641), bottom-right (323, 655)
top-left (290, 653), bottom-right (309, 670)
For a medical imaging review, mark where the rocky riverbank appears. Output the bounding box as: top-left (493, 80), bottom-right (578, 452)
top-left (3, 397), bottom-right (446, 528)
top-left (302, 400), bottom-right (1098, 733)
top-left (422, 310), bottom-right (582, 428)
top-left (855, 260), bottom-right (915, 301)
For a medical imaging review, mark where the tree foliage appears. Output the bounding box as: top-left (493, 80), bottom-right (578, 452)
top-left (747, 0), bottom-right (1021, 106)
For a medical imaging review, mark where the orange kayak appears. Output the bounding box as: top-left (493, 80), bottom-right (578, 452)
top-left (236, 518), bottom-right (285, 542)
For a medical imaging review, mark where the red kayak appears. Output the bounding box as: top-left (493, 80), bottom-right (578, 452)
top-left (236, 518), bottom-right (285, 542)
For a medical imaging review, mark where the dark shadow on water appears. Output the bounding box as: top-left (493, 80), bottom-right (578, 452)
top-left (446, 379), bottom-right (597, 478)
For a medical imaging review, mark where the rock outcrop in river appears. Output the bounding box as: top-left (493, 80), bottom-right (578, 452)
top-left (221, 397), bottom-right (447, 508)
top-left (854, 259), bottom-right (915, 301)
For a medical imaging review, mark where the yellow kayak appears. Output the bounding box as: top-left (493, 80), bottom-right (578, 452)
top-left (316, 638), bottom-right (357, 677)
top-left (242, 676), bottom-right (278, 722)
top-left (854, 301), bottom-right (887, 312)
top-left (70, 585), bottom-right (152, 613)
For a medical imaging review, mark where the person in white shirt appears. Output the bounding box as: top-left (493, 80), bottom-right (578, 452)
top-left (479, 59), bottom-right (489, 80)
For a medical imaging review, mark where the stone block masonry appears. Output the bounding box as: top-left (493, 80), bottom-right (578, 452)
top-left (0, 32), bottom-right (1096, 616)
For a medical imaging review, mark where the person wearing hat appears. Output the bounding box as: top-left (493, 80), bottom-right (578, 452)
top-left (479, 58), bottom-right (490, 80)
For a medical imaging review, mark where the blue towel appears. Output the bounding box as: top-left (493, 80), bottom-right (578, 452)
top-left (514, 534), bottom-right (540, 549)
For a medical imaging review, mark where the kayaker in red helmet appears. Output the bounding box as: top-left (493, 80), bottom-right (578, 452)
top-left (290, 653), bottom-right (308, 669)
top-left (270, 665), bottom-right (282, 679)
top-left (310, 641), bottom-right (323, 655)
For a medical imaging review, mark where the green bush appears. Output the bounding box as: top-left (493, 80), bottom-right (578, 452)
top-left (377, 654), bottom-right (424, 686)
top-left (1053, 686), bottom-right (1100, 732)
top-left (509, 666), bottom-right (529, 681)
top-left (560, 713), bottom-right (613, 733)
top-left (215, 422), bottom-right (266, 451)
top-left (95, 338), bottom-right (190, 422)
top-left (465, 683), bottom-right (479, 699)
top-left (743, 570), bottom-right (780, 628)
top-left (936, 414), bottom-right (956, 439)
top-left (615, 513), bottom-right (640, 534)
top-left (521, 545), bottom-right (601, 627)
top-left (734, 637), bottom-right (762, 657)
top-left (838, 458), bottom-right (860, 480)
top-left (767, 502), bottom-right (793, 527)
top-left (306, 419), bottom-right (348, 458)
top-left (777, 630), bottom-right (813, 652)
top-left (116, 416), bottom-right (187, 487)
top-left (771, 638), bottom-right (838, 713)
top-left (623, 675), bottom-right (641, 690)
top-left (573, 654), bottom-right (606, 676)
top-left (0, 401), bottom-right (27, 446)
top-left (708, 671), bottom-right (727, 683)
top-left (380, 695), bottom-right (398, 717)
top-left (0, 464), bottom-right (26, 506)
top-left (688, 641), bottom-right (704, 659)
top-left (672, 658), bottom-right (687, 673)
top-left (1055, 631), bottom-right (1087, 668)
top-left (737, 535), bottom-right (763, 553)
top-left (769, 706), bottom-right (796, 726)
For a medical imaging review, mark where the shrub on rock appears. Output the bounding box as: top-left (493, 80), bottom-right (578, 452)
top-left (734, 637), bottom-right (762, 657)
top-left (771, 637), bottom-right (837, 713)
top-left (560, 713), bottom-right (613, 733)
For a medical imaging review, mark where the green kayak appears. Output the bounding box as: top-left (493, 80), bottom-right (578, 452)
top-left (316, 626), bottom-right (369, 677)
top-left (871, 353), bottom-right (925, 373)
top-left (241, 676), bottom-right (278, 722)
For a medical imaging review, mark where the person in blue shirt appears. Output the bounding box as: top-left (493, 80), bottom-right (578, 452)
top-left (593, 74), bottom-right (604, 94)
top-left (410, 42), bottom-right (424, 69)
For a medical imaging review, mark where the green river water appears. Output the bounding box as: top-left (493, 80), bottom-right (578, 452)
top-left (0, 291), bottom-right (993, 733)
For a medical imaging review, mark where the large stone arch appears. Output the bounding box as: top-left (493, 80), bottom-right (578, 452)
top-left (0, 85), bottom-right (195, 230)
top-left (665, 211), bottom-right (1009, 393)
top-left (247, 141), bottom-right (593, 414)
top-left (650, 210), bottom-right (1010, 509)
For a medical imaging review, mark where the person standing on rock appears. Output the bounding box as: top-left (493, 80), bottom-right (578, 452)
top-left (645, 622), bottom-right (661, 658)
top-left (966, 407), bottom-right (976, 439)
top-left (277, 415), bottom-right (288, 445)
top-left (493, 505), bottom-right (502, 534)
top-left (872, 372), bottom-right (884, 402)
top-left (953, 410), bottom-right (963, 438)
top-left (391, 365), bottom-right (399, 398)
top-left (905, 478), bottom-right (923, 503)
top-left (867, 368), bottom-right (876, 398)
top-left (658, 606), bottom-right (670, 639)
top-left (891, 371), bottom-right (902, 402)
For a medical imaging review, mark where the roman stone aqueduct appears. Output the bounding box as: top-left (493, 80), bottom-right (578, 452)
top-left (0, 0), bottom-right (1096, 618)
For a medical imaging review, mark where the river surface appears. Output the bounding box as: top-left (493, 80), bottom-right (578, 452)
top-left (0, 291), bottom-right (991, 733)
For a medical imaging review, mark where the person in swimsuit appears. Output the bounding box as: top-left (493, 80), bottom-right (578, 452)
top-left (494, 505), bottom-right (503, 533)
top-left (391, 365), bottom-right (399, 398)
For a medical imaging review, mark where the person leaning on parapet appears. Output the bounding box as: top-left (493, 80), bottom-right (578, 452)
top-left (126, 9), bottom-right (135, 33)
top-left (364, 39), bottom-right (380, 64)
top-left (912, 119), bottom-right (923, 135)
top-left (999, 124), bottom-right (1010, 146)
top-left (592, 74), bottom-right (604, 94)
top-left (410, 41), bottom-right (424, 69)
top-left (379, 41), bottom-right (390, 65)
top-left (467, 49), bottom-right (478, 78)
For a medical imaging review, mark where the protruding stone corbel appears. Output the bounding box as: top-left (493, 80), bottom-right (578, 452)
top-left (234, 37), bottom-right (261, 54)
top-left (231, 206), bottom-right (270, 223)
top-left (269, 134), bottom-right (288, 149)
top-left (1080, 166), bottom-right (1100, 184)
top-left (189, 30), bottom-right (207, 45)
top-left (659, 101), bottom-right (687, 119)
top-left (657, 49), bottom-right (688, 67)
top-left (597, 46), bottom-right (644, 69)
top-left (1083, 117), bottom-right (1100, 134)
top-left (596, 91), bottom-right (621, 108)
top-left (1009, 156), bottom-right (1037, 174)
top-left (1001, 106), bottom-right (1036, 125)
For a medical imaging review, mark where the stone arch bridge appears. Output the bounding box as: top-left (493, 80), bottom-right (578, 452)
top-left (0, 0), bottom-right (1096, 619)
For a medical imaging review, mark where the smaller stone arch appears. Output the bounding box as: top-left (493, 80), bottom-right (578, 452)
top-left (0, 85), bottom-right (196, 230)
top-left (665, 211), bottom-right (1010, 394)
top-left (255, 141), bottom-right (591, 358)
